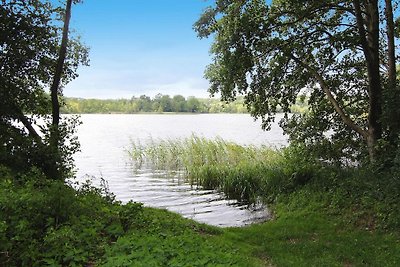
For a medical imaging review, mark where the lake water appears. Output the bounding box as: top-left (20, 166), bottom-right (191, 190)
top-left (74, 114), bottom-right (287, 227)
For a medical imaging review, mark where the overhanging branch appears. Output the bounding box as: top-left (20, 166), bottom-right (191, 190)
top-left (291, 54), bottom-right (369, 140)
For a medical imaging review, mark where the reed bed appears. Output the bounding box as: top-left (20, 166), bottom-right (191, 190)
top-left (129, 135), bottom-right (288, 203)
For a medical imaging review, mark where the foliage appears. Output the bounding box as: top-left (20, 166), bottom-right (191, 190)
top-left (194, 0), bottom-right (400, 164)
top-left (61, 95), bottom-right (248, 114)
top-left (129, 136), bottom-right (400, 265)
top-left (130, 136), bottom-right (321, 203)
top-left (2, 164), bottom-right (399, 267)
top-left (0, 166), bottom-right (260, 266)
top-left (0, 0), bottom-right (88, 179)
top-left (1, 138), bottom-right (400, 266)
top-left (61, 95), bottom-right (308, 114)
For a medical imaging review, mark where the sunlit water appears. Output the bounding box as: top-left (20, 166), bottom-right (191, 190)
top-left (74, 114), bottom-right (287, 227)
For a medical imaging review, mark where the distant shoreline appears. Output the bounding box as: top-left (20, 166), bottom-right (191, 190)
top-left (61, 95), bottom-right (307, 114)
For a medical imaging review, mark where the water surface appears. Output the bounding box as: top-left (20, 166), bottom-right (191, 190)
top-left (74, 114), bottom-right (286, 227)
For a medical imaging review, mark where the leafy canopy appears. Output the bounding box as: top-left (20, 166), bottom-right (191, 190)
top-left (195, 0), bottom-right (400, 164)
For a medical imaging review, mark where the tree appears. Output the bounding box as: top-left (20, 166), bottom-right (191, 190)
top-left (172, 95), bottom-right (187, 112)
top-left (160, 94), bottom-right (173, 112)
top-left (195, 0), bottom-right (400, 164)
top-left (0, 0), bottom-right (88, 178)
top-left (186, 97), bottom-right (202, 113)
top-left (137, 95), bottom-right (152, 112)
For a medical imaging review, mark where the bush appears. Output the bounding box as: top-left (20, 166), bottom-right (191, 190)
top-left (0, 167), bottom-right (127, 266)
top-left (0, 166), bottom-right (257, 266)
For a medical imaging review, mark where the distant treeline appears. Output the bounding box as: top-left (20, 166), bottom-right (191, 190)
top-left (61, 94), bottom-right (308, 114)
top-left (61, 94), bottom-right (248, 114)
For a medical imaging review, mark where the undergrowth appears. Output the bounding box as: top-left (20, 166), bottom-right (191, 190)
top-left (0, 166), bottom-right (260, 266)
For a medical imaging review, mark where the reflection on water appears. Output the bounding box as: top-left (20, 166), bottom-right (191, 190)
top-left (74, 114), bottom-right (286, 227)
top-left (121, 167), bottom-right (271, 227)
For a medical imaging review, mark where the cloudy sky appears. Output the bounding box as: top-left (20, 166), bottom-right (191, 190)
top-left (65, 0), bottom-right (214, 99)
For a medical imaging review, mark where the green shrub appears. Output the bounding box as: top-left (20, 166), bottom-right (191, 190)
top-left (0, 166), bottom-right (260, 266)
top-left (0, 167), bottom-right (123, 266)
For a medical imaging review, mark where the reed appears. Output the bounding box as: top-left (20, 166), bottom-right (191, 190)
top-left (129, 135), bottom-right (286, 203)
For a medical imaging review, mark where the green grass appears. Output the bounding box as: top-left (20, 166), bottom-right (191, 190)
top-left (129, 136), bottom-right (400, 230)
top-left (99, 208), bottom-right (261, 267)
top-left (126, 136), bottom-right (400, 265)
top-left (226, 211), bottom-right (400, 266)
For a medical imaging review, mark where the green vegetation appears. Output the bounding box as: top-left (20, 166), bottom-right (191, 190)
top-left (130, 136), bottom-right (400, 231)
top-left (130, 136), bottom-right (282, 202)
top-left (0, 167), bottom-right (260, 266)
top-left (128, 136), bottom-right (400, 266)
top-left (195, 0), bottom-right (400, 164)
top-left (1, 0), bottom-right (88, 179)
top-left (3, 141), bottom-right (400, 266)
top-left (61, 95), bottom-right (308, 114)
top-left (61, 95), bottom-right (248, 114)
top-left (2, 0), bottom-right (400, 266)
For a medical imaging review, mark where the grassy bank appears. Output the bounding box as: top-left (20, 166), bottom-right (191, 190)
top-left (1, 137), bottom-right (399, 266)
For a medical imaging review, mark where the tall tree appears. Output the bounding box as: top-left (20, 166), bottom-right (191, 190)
top-left (48, 0), bottom-right (73, 179)
top-left (0, 0), bottom-right (88, 178)
top-left (50, 0), bottom-right (73, 141)
top-left (195, 0), bottom-right (400, 164)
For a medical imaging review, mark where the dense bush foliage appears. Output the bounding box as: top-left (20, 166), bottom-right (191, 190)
top-left (0, 166), bottom-right (258, 266)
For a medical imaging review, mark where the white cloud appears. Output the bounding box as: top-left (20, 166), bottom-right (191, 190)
top-left (64, 65), bottom-right (211, 99)
top-left (63, 37), bottom-right (213, 99)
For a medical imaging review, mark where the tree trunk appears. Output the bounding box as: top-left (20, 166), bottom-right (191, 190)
top-left (385, 0), bottom-right (399, 141)
top-left (385, 0), bottom-right (396, 91)
top-left (49, 0), bottom-right (73, 179)
top-left (50, 0), bottom-right (72, 132)
top-left (353, 0), bottom-right (382, 162)
top-left (366, 1), bottom-right (383, 162)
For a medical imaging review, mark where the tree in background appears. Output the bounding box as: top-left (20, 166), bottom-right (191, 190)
top-left (0, 0), bottom-right (88, 179)
top-left (195, 0), bottom-right (400, 164)
top-left (159, 94), bottom-right (173, 112)
top-left (186, 96), bottom-right (201, 113)
top-left (172, 95), bottom-right (187, 112)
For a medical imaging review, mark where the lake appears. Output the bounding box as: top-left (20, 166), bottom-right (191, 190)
top-left (74, 113), bottom-right (287, 227)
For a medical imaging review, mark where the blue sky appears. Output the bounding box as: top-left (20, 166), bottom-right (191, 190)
top-left (65, 0), bottom-right (214, 99)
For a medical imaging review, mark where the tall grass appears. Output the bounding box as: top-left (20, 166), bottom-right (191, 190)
top-left (129, 136), bottom-right (400, 231)
top-left (129, 135), bottom-right (293, 203)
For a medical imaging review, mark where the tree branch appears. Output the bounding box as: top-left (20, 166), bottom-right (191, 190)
top-left (9, 104), bottom-right (42, 143)
top-left (291, 54), bottom-right (369, 140)
top-left (352, 0), bottom-right (372, 63)
top-left (17, 114), bottom-right (42, 142)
